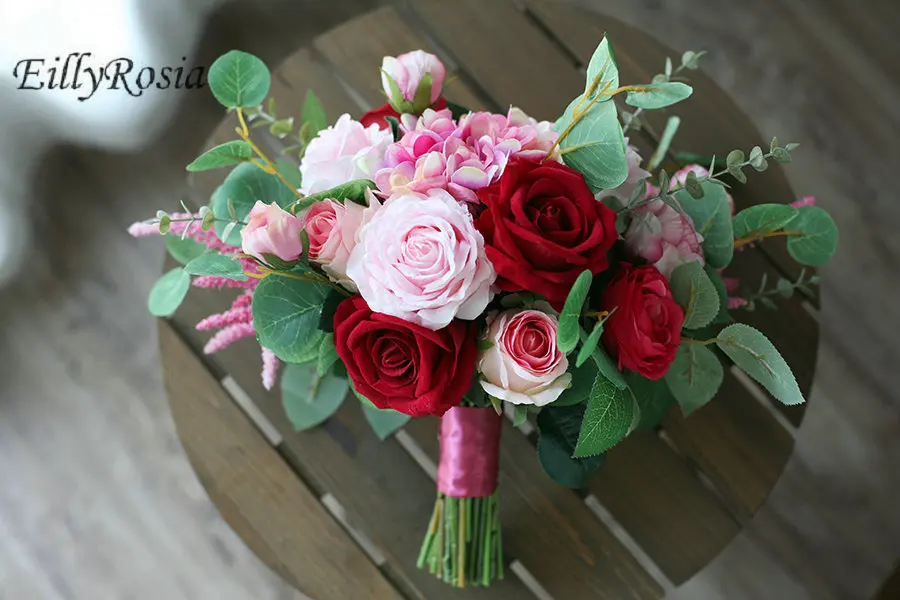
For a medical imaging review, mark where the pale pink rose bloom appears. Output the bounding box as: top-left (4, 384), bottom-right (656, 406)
top-left (241, 201), bottom-right (304, 263)
top-left (625, 198), bottom-right (705, 279)
top-left (302, 198), bottom-right (367, 289)
top-left (381, 50), bottom-right (447, 104)
top-left (299, 114), bottom-right (393, 194)
top-left (479, 307), bottom-right (572, 406)
top-left (596, 137), bottom-right (651, 202)
top-left (345, 188), bottom-right (496, 330)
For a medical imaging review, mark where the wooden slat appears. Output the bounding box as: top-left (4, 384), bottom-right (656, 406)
top-left (158, 322), bottom-right (403, 600)
top-left (404, 418), bottom-right (664, 599)
top-left (523, 0), bottom-right (814, 291)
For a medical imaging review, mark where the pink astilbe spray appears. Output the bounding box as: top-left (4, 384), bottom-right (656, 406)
top-left (203, 322), bottom-right (256, 354)
top-left (261, 348), bottom-right (280, 391)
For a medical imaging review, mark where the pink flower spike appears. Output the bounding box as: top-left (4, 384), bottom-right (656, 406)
top-left (128, 221), bottom-right (164, 237)
top-left (195, 305), bottom-right (253, 331)
top-left (192, 276), bottom-right (257, 289)
top-left (728, 296), bottom-right (748, 310)
top-left (203, 322), bottom-right (256, 354)
top-left (261, 348), bottom-right (279, 391)
top-left (721, 276), bottom-right (741, 293)
top-left (792, 196), bottom-right (816, 208)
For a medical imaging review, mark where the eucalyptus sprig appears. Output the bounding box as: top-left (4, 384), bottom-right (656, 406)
top-left (622, 49), bottom-right (706, 133)
top-left (717, 137), bottom-right (799, 184)
top-left (738, 269), bottom-right (820, 311)
top-left (147, 202), bottom-right (244, 237)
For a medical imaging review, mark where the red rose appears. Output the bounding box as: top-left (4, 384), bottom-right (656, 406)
top-left (333, 295), bottom-right (478, 417)
top-left (360, 98), bottom-right (448, 130)
top-left (600, 264), bottom-right (684, 380)
top-left (475, 158), bottom-right (618, 309)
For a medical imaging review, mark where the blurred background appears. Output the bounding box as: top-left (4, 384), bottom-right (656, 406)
top-left (0, 0), bottom-right (897, 598)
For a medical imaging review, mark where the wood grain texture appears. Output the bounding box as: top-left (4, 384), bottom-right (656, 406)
top-left (159, 322), bottom-right (403, 600)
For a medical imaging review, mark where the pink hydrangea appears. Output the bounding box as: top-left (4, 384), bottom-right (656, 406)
top-left (624, 198), bottom-right (705, 279)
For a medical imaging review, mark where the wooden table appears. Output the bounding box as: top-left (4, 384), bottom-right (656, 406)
top-left (160, 3), bottom-right (821, 598)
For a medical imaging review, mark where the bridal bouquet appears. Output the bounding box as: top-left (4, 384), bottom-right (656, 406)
top-left (132, 41), bottom-right (838, 588)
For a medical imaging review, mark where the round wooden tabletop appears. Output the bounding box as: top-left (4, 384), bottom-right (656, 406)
top-left (160, 3), bottom-right (820, 599)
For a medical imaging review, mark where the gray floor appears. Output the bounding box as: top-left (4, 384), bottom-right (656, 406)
top-left (1, 1), bottom-right (899, 598)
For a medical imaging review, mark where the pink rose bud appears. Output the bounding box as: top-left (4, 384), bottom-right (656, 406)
top-left (624, 198), bottom-right (705, 279)
top-left (302, 198), bottom-right (367, 289)
top-left (240, 201), bottom-right (304, 264)
top-left (381, 50), bottom-right (447, 113)
top-left (478, 307), bottom-right (572, 407)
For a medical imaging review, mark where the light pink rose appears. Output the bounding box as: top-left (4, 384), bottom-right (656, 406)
top-left (241, 201), bottom-right (304, 263)
top-left (381, 50), bottom-right (446, 105)
top-left (345, 188), bottom-right (496, 330)
top-left (299, 114), bottom-right (392, 195)
top-left (478, 307), bottom-right (572, 406)
top-left (302, 198), bottom-right (367, 289)
top-left (596, 137), bottom-right (651, 202)
top-left (624, 198), bottom-right (704, 278)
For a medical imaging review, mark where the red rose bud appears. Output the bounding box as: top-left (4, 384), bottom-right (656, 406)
top-left (333, 295), bottom-right (478, 417)
top-left (475, 158), bottom-right (619, 309)
top-left (600, 264), bottom-right (684, 380)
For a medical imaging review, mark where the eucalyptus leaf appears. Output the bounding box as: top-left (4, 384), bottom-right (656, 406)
top-left (673, 181), bottom-right (734, 268)
top-left (664, 343), bottom-right (724, 417)
top-left (148, 268), bottom-right (191, 317)
top-left (269, 118), bottom-right (293, 137)
top-left (573, 373), bottom-right (633, 458)
top-left (626, 372), bottom-right (676, 430)
top-left (625, 82), bottom-right (693, 110)
top-left (715, 323), bottom-right (804, 405)
top-left (726, 149), bottom-right (745, 168)
top-left (281, 363), bottom-right (348, 430)
top-left (165, 235), bottom-right (206, 265)
top-left (557, 269), bottom-right (592, 354)
top-left (585, 36), bottom-right (619, 99)
top-left (669, 261), bottom-right (720, 329)
top-left (184, 253), bottom-right (247, 280)
top-left (733, 204), bottom-right (799, 239)
top-left (252, 275), bottom-right (329, 363)
top-left (554, 95), bottom-right (629, 192)
top-left (786, 206), bottom-right (839, 266)
top-left (186, 141), bottom-right (253, 172)
top-left (361, 402), bottom-right (410, 440)
top-left (536, 403), bottom-right (605, 488)
top-left (211, 162), bottom-right (296, 245)
top-left (207, 50), bottom-right (271, 108)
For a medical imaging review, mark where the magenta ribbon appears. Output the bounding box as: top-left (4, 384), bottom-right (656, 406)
top-left (436, 406), bottom-right (503, 498)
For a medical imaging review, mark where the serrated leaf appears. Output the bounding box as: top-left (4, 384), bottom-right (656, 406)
top-left (316, 333), bottom-right (340, 377)
top-left (664, 343), bottom-right (723, 417)
top-left (715, 323), bottom-right (804, 405)
top-left (211, 162), bottom-right (296, 245)
top-left (704, 265), bottom-right (732, 324)
top-left (186, 140), bottom-right (253, 172)
top-left (165, 235), bottom-right (206, 265)
top-left (291, 179), bottom-right (376, 213)
top-left (552, 360), bottom-right (597, 406)
top-left (537, 403), bottom-right (605, 488)
top-left (555, 96), bottom-right (629, 193)
top-left (361, 402), bottom-right (410, 440)
top-left (585, 36), bottom-right (619, 99)
top-left (281, 363), bottom-right (348, 430)
top-left (669, 261), bottom-right (720, 329)
top-left (184, 253), bottom-right (247, 280)
top-left (625, 82), bottom-right (693, 110)
top-left (557, 270), bottom-right (592, 354)
top-left (674, 181), bottom-right (734, 268)
top-left (733, 203), bottom-right (799, 239)
top-left (148, 268), bottom-right (191, 317)
top-left (578, 326), bottom-right (627, 389)
top-left (575, 320), bottom-right (603, 367)
top-left (786, 206), bottom-right (838, 266)
top-left (252, 275), bottom-right (329, 363)
top-left (573, 374), bottom-right (633, 458)
top-left (626, 372), bottom-right (676, 430)
top-left (207, 50), bottom-right (271, 108)
top-left (301, 90), bottom-right (328, 142)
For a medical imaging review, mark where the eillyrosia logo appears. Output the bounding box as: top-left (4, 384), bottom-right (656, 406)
top-left (12, 53), bottom-right (207, 101)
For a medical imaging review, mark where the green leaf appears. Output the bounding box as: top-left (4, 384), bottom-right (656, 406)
top-left (445, 100), bottom-right (471, 120)
top-left (252, 275), bottom-right (329, 363)
top-left (207, 50), bottom-right (271, 108)
top-left (669, 261), bottom-right (720, 329)
top-left (165, 235), bottom-right (206, 265)
top-left (733, 204), bottom-right (799, 239)
top-left (211, 162), bottom-right (296, 245)
top-left (269, 118), bottom-right (293, 137)
top-left (318, 289), bottom-right (346, 333)
top-left (749, 146), bottom-right (767, 171)
top-left (291, 179), bottom-right (376, 213)
top-left (316, 333), bottom-right (340, 377)
top-left (361, 402), bottom-right (410, 440)
top-left (674, 181), bottom-right (734, 268)
top-left (578, 326), bottom-right (627, 389)
top-left (512, 405), bottom-right (529, 427)
top-left (281, 364), bottom-right (348, 430)
top-left (274, 158), bottom-right (302, 189)
top-left (382, 70), bottom-right (406, 109)
top-left (536, 403), bottom-right (605, 488)
top-left (557, 270), bottom-right (592, 354)
top-left (727, 165), bottom-right (748, 184)
top-left (148, 268), bottom-right (191, 317)
top-left (184, 253), bottom-right (247, 280)
top-left (625, 82), bottom-right (693, 110)
top-left (704, 265), bottom-right (732, 324)
top-left (664, 343), bottom-right (724, 417)
top-left (726, 149), bottom-right (745, 168)
top-left (186, 140), bottom-right (253, 172)
top-left (412, 72), bottom-right (433, 112)
top-left (552, 360), bottom-right (597, 406)
top-left (584, 36), bottom-right (619, 99)
top-left (385, 115), bottom-right (400, 142)
top-left (715, 323), bottom-right (804, 405)
top-left (573, 374), bottom-right (633, 458)
top-left (575, 320), bottom-right (603, 367)
top-left (786, 206), bottom-right (838, 266)
top-left (648, 115), bottom-right (680, 172)
top-left (555, 96), bottom-right (629, 192)
top-left (626, 372), bottom-right (676, 430)
top-left (301, 90), bottom-right (328, 141)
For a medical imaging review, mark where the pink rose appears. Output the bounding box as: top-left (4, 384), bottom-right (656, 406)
top-left (299, 114), bottom-right (392, 194)
top-left (345, 188), bottom-right (496, 330)
top-left (302, 198), bottom-right (367, 289)
top-left (596, 137), bottom-right (651, 202)
top-left (478, 306), bottom-right (572, 406)
top-left (241, 201), bottom-right (304, 263)
top-left (381, 50), bottom-right (446, 109)
top-left (624, 198), bottom-right (704, 278)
